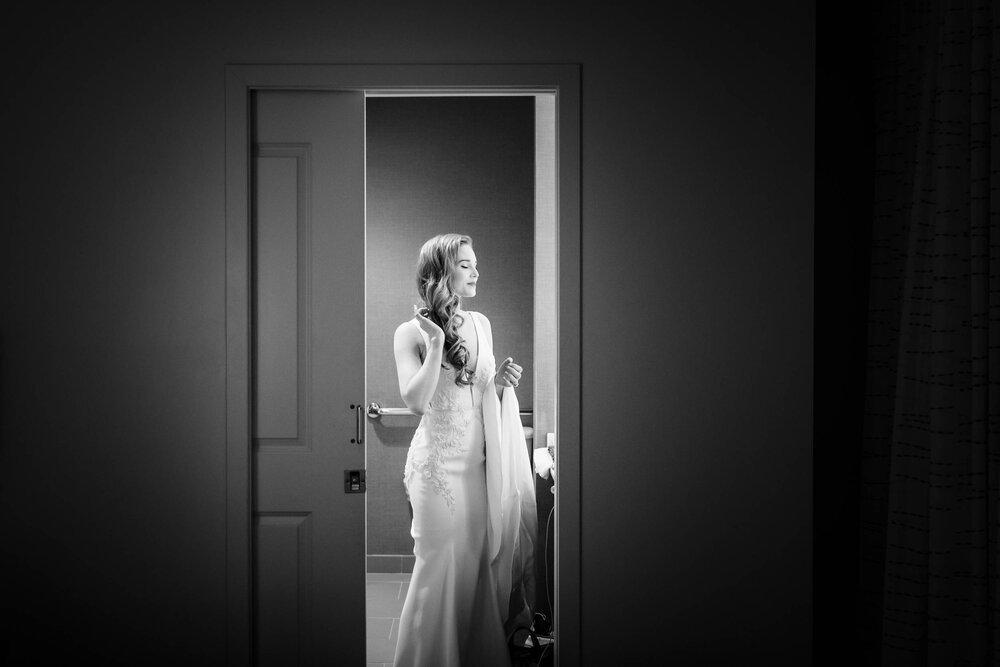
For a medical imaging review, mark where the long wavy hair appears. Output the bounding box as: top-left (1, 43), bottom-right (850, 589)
top-left (416, 233), bottom-right (475, 386)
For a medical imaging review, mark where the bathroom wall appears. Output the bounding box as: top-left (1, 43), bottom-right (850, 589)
top-left (365, 96), bottom-right (536, 564)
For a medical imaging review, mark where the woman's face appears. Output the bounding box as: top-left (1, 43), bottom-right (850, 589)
top-left (449, 244), bottom-right (478, 298)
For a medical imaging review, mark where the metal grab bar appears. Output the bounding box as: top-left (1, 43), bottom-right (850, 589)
top-left (367, 401), bottom-right (532, 419)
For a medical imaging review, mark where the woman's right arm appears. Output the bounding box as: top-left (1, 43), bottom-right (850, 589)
top-left (393, 319), bottom-right (444, 416)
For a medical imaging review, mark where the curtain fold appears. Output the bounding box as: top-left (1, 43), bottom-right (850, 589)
top-left (861, 1), bottom-right (1000, 665)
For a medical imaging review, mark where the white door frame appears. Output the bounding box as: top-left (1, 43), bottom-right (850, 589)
top-left (224, 64), bottom-right (581, 666)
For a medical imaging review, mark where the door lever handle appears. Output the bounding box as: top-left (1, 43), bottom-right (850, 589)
top-left (356, 404), bottom-right (363, 444)
top-left (350, 404), bottom-right (364, 444)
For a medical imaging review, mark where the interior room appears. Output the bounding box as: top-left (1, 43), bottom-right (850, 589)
top-left (10, 2), bottom-right (983, 666)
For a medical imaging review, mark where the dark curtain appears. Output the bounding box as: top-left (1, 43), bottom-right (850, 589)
top-left (861, 1), bottom-right (1000, 665)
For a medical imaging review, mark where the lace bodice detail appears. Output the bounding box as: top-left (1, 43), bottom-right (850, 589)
top-left (426, 363), bottom-right (495, 411)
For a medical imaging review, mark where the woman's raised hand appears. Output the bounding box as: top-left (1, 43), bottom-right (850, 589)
top-left (495, 357), bottom-right (523, 389)
top-left (413, 305), bottom-right (445, 346)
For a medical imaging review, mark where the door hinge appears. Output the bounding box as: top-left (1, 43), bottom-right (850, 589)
top-left (344, 469), bottom-right (366, 493)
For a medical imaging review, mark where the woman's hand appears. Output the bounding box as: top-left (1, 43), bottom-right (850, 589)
top-left (495, 357), bottom-right (523, 389)
top-left (413, 305), bottom-right (444, 348)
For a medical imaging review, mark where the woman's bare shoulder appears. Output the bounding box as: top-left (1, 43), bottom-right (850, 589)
top-left (394, 318), bottom-right (420, 342)
top-left (394, 319), bottom-right (426, 358)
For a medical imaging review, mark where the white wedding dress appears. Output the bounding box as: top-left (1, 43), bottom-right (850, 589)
top-left (393, 311), bottom-right (535, 667)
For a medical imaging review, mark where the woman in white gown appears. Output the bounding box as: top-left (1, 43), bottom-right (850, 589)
top-left (391, 233), bottom-right (528, 667)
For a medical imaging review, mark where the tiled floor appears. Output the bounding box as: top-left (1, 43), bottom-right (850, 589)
top-left (366, 572), bottom-right (409, 667)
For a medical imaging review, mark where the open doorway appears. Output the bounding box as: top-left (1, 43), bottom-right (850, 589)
top-left (225, 64), bottom-right (579, 666)
top-left (363, 92), bottom-right (557, 664)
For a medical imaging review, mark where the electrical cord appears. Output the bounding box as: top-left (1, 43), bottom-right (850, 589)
top-left (544, 504), bottom-right (554, 617)
top-left (535, 642), bottom-right (551, 667)
top-left (529, 504), bottom-right (556, 667)
top-left (509, 503), bottom-right (556, 666)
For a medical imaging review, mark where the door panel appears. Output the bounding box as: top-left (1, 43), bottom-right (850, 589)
top-left (252, 90), bottom-right (366, 666)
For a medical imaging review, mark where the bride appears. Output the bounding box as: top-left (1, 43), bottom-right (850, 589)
top-left (391, 233), bottom-right (535, 667)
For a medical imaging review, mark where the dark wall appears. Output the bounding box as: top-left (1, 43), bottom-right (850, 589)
top-left (0, 1), bottom-right (815, 664)
top-left (814, 2), bottom-right (873, 665)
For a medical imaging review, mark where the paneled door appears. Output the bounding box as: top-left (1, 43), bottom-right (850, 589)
top-left (251, 90), bottom-right (366, 665)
